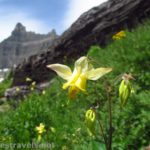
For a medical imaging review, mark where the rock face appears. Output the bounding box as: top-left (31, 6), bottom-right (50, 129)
top-left (0, 23), bottom-right (58, 69)
top-left (12, 0), bottom-right (150, 86)
top-left (5, 81), bottom-right (50, 101)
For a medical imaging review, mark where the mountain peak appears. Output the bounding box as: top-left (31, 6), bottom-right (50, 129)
top-left (14, 22), bottom-right (26, 32)
top-left (11, 22), bottom-right (26, 37)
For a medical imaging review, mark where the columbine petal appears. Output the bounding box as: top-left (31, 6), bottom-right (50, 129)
top-left (47, 64), bottom-right (72, 80)
top-left (75, 74), bottom-right (87, 91)
top-left (62, 68), bottom-right (80, 89)
top-left (75, 56), bottom-right (89, 72)
top-left (87, 68), bottom-right (112, 80)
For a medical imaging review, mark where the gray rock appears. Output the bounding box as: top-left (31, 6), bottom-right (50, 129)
top-left (0, 23), bottom-right (58, 69)
top-left (5, 86), bottom-right (29, 100)
top-left (5, 81), bottom-right (50, 100)
top-left (12, 0), bottom-right (150, 86)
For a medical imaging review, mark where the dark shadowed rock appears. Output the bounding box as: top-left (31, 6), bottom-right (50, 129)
top-left (0, 23), bottom-right (58, 69)
top-left (12, 0), bottom-right (150, 86)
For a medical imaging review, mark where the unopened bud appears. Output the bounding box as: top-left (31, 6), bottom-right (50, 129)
top-left (85, 109), bottom-right (96, 136)
top-left (119, 73), bottom-right (134, 107)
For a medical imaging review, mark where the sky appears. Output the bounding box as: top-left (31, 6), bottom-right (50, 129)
top-left (0, 0), bottom-right (107, 41)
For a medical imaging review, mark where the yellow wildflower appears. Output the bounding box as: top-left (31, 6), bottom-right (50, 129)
top-left (47, 56), bottom-right (112, 99)
top-left (26, 77), bottom-right (32, 82)
top-left (30, 87), bottom-right (34, 91)
top-left (31, 81), bottom-right (36, 86)
top-left (36, 123), bottom-right (46, 134)
top-left (42, 90), bottom-right (46, 95)
top-left (30, 81), bottom-right (36, 91)
top-left (112, 30), bottom-right (126, 40)
top-left (16, 87), bottom-right (20, 92)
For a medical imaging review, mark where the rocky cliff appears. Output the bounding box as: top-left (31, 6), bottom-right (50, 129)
top-left (12, 0), bottom-right (150, 86)
top-left (0, 23), bottom-right (58, 69)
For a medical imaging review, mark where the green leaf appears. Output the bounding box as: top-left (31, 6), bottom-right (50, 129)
top-left (91, 141), bottom-right (106, 150)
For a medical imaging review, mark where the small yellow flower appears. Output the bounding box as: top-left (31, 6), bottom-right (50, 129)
top-left (30, 87), bottom-right (34, 91)
top-left (112, 30), bottom-right (126, 40)
top-left (16, 87), bottom-right (20, 92)
top-left (47, 56), bottom-right (112, 99)
top-left (26, 77), bottom-right (32, 82)
top-left (36, 123), bottom-right (46, 134)
top-left (42, 90), bottom-right (46, 95)
top-left (30, 81), bottom-right (36, 91)
top-left (31, 81), bottom-right (36, 86)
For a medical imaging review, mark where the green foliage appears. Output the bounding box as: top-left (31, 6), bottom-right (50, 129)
top-left (0, 21), bottom-right (150, 149)
top-left (113, 91), bottom-right (150, 150)
top-left (0, 76), bottom-right (12, 98)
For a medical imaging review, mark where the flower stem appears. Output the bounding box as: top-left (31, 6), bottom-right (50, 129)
top-left (98, 119), bottom-right (108, 150)
top-left (107, 92), bottom-right (112, 150)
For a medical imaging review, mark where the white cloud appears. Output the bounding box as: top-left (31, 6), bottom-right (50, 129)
top-left (0, 1), bottom-right (108, 41)
top-left (0, 9), bottom-right (51, 42)
top-left (63, 0), bottom-right (108, 30)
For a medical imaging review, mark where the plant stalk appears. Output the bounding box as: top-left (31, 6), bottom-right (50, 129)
top-left (108, 92), bottom-right (112, 150)
top-left (98, 119), bottom-right (108, 150)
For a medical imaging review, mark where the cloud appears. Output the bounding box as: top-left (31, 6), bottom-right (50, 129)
top-left (0, 8), bottom-right (51, 42)
top-left (0, 0), bottom-right (108, 41)
top-left (63, 0), bottom-right (108, 30)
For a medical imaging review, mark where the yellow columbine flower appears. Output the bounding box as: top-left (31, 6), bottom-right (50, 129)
top-left (47, 56), bottom-right (112, 99)
top-left (112, 30), bottom-right (126, 40)
top-left (36, 123), bottom-right (46, 134)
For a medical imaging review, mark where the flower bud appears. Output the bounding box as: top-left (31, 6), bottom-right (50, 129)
top-left (85, 109), bottom-right (96, 136)
top-left (119, 74), bottom-right (133, 107)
